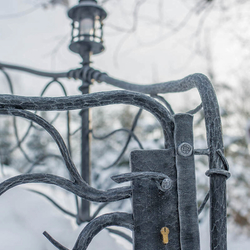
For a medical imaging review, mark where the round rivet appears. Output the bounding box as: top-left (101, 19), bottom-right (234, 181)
top-left (178, 142), bottom-right (193, 157)
top-left (161, 178), bottom-right (172, 191)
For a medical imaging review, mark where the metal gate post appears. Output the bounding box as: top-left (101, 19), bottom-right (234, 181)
top-left (174, 113), bottom-right (200, 250)
top-left (130, 149), bottom-right (181, 250)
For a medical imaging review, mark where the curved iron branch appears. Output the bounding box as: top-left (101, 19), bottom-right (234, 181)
top-left (40, 78), bottom-right (72, 155)
top-left (104, 108), bottom-right (143, 169)
top-left (151, 94), bottom-right (175, 115)
top-left (0, 68), bottom-right (31, 162)
top-left (0, 109), bottom-right (81, 183)
top-left (90, 203), bottom-right (109, 220)
top-left (44, 213), bottom-right (134, 250)
top-left (68, 68), bottom-right (223, 166)
top-left (87, 71), bottom-right (224, 171)
top-left (0, 68), bottom-right (14, 94)
top-left (0, 91), bottom-right (174, 148)
top-left (0, 109), bottom-right (131, 202)
top-left (91, 128), bottom-right (143, 149)
top-left (25, 154), bottom-right (64, 174)
top-left (0, 173), bottom-right (131, 202)
top-left (68, 67), bottom-right (197, 95)
top-left (112, 172), bottom-right (171, 183)
top-left (43, 232), bottom-right (69, 250)
top-left (0, 62), bottom-right (68, 78)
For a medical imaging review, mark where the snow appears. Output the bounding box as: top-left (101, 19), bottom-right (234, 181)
top-left (0, 175), bottom-right (128, 250)
top-left (1, 179), bottom-right (250, 249)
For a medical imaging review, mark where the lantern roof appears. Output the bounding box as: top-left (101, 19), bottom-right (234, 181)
top-left (68, 1), bottom-right (107, 22)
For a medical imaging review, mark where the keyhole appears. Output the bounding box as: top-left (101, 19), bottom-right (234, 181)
top-left (160, 227), bottom-right (170, 244)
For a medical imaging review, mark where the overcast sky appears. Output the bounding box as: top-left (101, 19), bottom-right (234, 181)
top-left (0, 1), bottom-right (209, 82)
top-left (0, 0), bottom-right (248, 111)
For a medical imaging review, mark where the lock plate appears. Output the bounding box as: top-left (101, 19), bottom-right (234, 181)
top-left (131, 149), bottom-right (180, 250)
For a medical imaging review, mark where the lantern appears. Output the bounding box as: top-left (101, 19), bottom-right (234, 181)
top-left (68, 0), bottom-right (107, 57)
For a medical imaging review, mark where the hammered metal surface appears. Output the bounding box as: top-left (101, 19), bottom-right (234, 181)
top-left (0, 65), bottom-right (228, 250)
top-left (131, 149), bottom-right (181, 250)
top-left (174, 114), bottom-right (200, 250)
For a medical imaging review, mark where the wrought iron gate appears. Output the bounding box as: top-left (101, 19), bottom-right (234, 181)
top-left (0, 62), bottom-right (230, 250)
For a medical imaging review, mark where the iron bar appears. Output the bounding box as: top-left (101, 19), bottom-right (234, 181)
top-left (0, 109), bottom-right (132, 202)
top-left (43, 231), bottom-right (69, 250)
top-left (0, 91), bottom-right (174, 148)
top-left (79, 53), bottom-right (91, 223)
top-left (44, 212), bottom-right (134, 250)
top-left (25, 154), bottom-right (64, 174)
top-left (0, 61), bottom-right (230, 249)
top-left (112, 171), bottom-right (172, 184)
top-left (174, 113), bottom-right (200, 249)
top-left (198, 191), bottom-right (210, 215)
top-left (0, 62), bottom-right (68, 78)
top-left (104, 108), bottom-right (143, 170)
top-left (187, 103), bottom-right (203, 114)
top-left (91, 128), bottom-right (143, 149)
top-left (73, 69), bottom-right (228, 250)
top-left (151, 94), bottom-right (175, 115)
top-left (90, 202), bottom-right (109, 220)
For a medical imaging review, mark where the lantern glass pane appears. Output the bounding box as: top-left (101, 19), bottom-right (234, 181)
top-left (73, 22), bottom-right (79, 38)
top-left (94, 19), bottom-right (101, 39)
top-left (80, 18), bottom-right (94, 36)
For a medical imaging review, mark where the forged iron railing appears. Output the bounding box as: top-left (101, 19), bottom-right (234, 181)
top-left (0, 61), bottom-right (230, 250)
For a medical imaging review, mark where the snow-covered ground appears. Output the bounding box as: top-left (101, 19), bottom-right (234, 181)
top-left (0, 171), bottom-right (129, 250)
top-left (0, 172), bottom-right (249, 250)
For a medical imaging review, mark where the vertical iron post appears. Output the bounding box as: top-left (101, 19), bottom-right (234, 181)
top-left (174, 113), bottom-right (200, 250)
top-left (78, 53), bottom-right (91, 222)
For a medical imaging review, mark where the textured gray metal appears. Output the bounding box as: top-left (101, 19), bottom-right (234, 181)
top-left (79, 54), bottom-right (91, 223)
top-left (0, 91), bottom-right (175, 148)
top-left (130, 149), bottom-right (181, 250)
top-left (174, 113), bottom-right (200, 250)
top-left (44, 212), bottom-right (134, 250)
top-left (0, 0), bottom-right (231, 247)
top-left (0, 109), bottom-right (132, 202)
top-left (0, 61), bottom-right (230, 250)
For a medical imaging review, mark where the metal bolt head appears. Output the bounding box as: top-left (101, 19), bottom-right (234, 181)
top-left (161, 178), bottom-right (172, 191)
top-left (178, 142), bottom-right (193, 157)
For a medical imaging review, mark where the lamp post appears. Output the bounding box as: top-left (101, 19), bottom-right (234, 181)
top-left (68, 0), bottom-right (107, 223)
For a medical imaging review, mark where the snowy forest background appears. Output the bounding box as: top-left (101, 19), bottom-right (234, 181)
top-left (1, 0), bottom-right (250, 249)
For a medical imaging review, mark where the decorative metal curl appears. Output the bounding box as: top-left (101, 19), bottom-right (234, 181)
top-left (0, 109), bottom-right (131, 202)
top-left (0, 91), bottom-right (174, 148)
top-left (44, 212), bottom-right (134, 250)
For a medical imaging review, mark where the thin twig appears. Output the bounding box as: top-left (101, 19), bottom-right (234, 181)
top-left (0, 4), bottom-right (40, 19)
top-left (90, 203), bottom-right (109, 220)
top-left (27, 189), bottom-right (76, 218)
top-left (43, 231), bottom-right (69, 250)
top-left (107, 228), bottom-right (133, 244)
top-left (187, 103), bottom-right (203, 114)
top-left (25, 154), bottom-right (64, 174)
top-left (104, 108), bottom-right (143, 170)
top-left (198, 191), bottom-right (210, 215)
top-left (91, 128), bottom-right (143, 149)
top-left (151, 94), bottom-right (174, 115)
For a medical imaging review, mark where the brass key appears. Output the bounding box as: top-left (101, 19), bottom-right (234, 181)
top-left (160, 227), bottom-right (170, 244)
